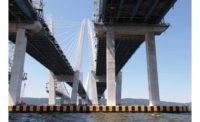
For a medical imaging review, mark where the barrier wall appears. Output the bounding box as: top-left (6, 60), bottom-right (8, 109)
top-left (8, 105), bottom-right (190, 113)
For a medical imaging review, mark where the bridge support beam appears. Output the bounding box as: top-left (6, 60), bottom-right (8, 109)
top-left (70, 71), bottom-right (80, 105)
top-left (145, 32), bottom-right (160, 106)
top-left (48, 72), bottom-right (56, 105)
top-left (9, 28), bottom-right (27, 106)
top-left (116, 72), bottom-right (122, 105)
top-left (106, 29), bottom-right (116, 106)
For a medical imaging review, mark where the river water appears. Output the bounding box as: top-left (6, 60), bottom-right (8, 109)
top-left (9, 113), bottom-right (191, 122)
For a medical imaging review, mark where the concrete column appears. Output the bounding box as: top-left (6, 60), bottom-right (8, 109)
top-left (90, 72), bottom-right (98, 105)
top-left (9, 28), bottom-right (27, 106)
top-left (145, 32), bottom-right (160, 106)
top-left (116, 72), bottom-right (122, 105)
top-left (70, 71), bottom-right (80, 105)
top-left (48, 72), bottom-right (56, 105)
top-left (106, 29), bottom-right (116, 106)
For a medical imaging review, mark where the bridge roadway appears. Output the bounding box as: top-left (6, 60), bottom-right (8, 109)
top-left (94, 0), bottom-right (177, 100)
top-left (9, 0), bottom-right (89, 102)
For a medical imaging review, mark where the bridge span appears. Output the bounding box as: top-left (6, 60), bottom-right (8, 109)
top-left (9, 0), bottom-right (177, 106)
top-left (9, 0), bottom-right (90, 106)
top-left (91, 0), bottom-right (177, 106)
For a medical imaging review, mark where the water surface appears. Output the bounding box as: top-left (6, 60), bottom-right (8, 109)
top-left (9, 113), bottom-right (191, 122)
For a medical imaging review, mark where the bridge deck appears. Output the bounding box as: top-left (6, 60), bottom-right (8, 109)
top-left (9, 0), bottom-right (89, 101)
top-left (95, 38), bottom-right (143, 99)
top-left (94, 0), bottom-right (177, 98)
top-left (9, 0), bottom-right (74, 75)
top-left (96, 37), bottom-right (143, 75)
top-left (9, 0), bottom-right (37, 21)
top-left (96, 0), bottom-right (177, 24)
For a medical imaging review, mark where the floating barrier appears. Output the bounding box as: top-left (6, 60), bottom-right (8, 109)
top-left (8, 105), bottom-right (190, 113)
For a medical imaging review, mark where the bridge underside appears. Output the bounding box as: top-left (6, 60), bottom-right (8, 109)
top-left (95, 37), bottom-right (143, 99)
top-left (9, 0), bottom-right (37, 22)
top-left (96, 82), bottom-right (106, 100)
top-left (98, 0), bottom-right (177, 24)
top-left (9, 0), bottom-right (92, 106)
top-left (9, 28), bottom-right (74, 75)
top-left (96, 37), bottom-right (144, 75)
top-left (9, 0), bottom-right (74, 75)
top-left (94, 0), bottom-right (176, 104)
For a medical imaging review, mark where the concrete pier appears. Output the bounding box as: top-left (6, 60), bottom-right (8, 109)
top-left (116, 72), bottom-right (122, 105)
top-left (106, 29), bottom-right (116, 106)
top-left (145, 32), bottom-right (160, 106)
top-left (70, 71), bottom-right (80, 105)
top-left (9, 28), bottom-right (27, 106)
top-left (48, 72), bottom-right (56, 105)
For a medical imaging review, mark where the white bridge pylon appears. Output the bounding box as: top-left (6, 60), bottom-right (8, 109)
top-left (48, 18), bottom-right (91, 105)
top-left (69, 18), bottom-right (99, 105)
top-left (87, 19), bottom-right (98, 105)
top-left (59, 18), bottom-right (99, 105)
top-left (70, 19), bottom-right (86, 105)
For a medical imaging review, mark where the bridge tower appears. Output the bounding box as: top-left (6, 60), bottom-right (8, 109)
top-left (70, 19), bottom-right (86, 105)
top-left (46, 19), bottom-right (90, 105)
top-left (87, 19), bottom-right (98, 105)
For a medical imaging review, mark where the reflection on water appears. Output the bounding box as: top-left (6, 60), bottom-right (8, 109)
top-left (9, 113), bottom-right (191, 122)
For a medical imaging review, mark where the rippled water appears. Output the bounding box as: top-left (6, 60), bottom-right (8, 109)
top-left (9, 113), bottom-right (191, 122)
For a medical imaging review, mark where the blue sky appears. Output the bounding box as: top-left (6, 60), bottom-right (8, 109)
top-left (23, 0), bottom-right (191, 103)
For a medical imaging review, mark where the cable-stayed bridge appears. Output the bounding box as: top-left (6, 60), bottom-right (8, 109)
top-left (8, 0), bottom-right (177, 106)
